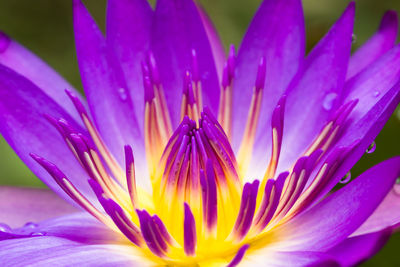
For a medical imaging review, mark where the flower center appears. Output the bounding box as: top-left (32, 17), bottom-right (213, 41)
top-left (31, 47), bottom-right (360, 266)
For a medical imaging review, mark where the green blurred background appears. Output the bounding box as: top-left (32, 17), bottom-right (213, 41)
top-left (0, 0), bottom-right (399, 265)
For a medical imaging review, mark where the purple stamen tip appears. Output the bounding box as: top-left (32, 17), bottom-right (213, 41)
top-left (222, 62), bottom-right (230, 88)
top-left (184, 203), bottom-right (197, 256)
top-left (124, 145), bottom-right (134, 166)
top-left (88, 179), bottom-right (104, 198)
top-left (227, 244), bottom-right (250, 267)
top-left (234, 180), bottom-right (259, 238)
top-left (146, 51), bottom-right (160, 85)
top-left (255, 56), bottom-right (266, 91)
top-left (191, 49), bottom-right (200, 82)
top-left (141, 61), bottom-right (150, 78)
top-left (228, 44), bottom-right (236, 78)
top-left (65, 89), bottom-right (87, 116)
top-left (183, 70), bottom-right (192, 95)
top-left (30, 154), bottom-right (67, 185)
top-left (143, 75), bottom-right (154, 102)
top-left (137, 209), bottom-right (167, 257)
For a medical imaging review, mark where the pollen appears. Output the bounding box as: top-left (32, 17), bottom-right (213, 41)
top-left (31, 49), bottom-right (359, 266)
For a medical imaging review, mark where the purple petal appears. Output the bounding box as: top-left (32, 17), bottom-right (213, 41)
top-left (0, 187), bottom-right (77, 228)
top-left (151, 0), bottom-right (220, 125)
top-left (327, 228), bottom-right (392, 267)
top-left (0, 64), bottom-right (98, 208)
top-left (307, 80), bottom-right (400, 203)
top-left (0, 33), bottom-right (84, 123)
top-left (195, 3), bottom-right (226, 81)
top-left (347, 10), bottom-right (398, 80)
top-left (343, 44), bottom-right (400, 123)
top-left (8, 213), bottom-right (125, 244)
top-left (244, 250), bottom-right (338, 267)
top-left (353, 182), bottom-right (400, 236)
top-left (268, 157), bottom-right (400, 252)
top-left (231, 0), bottom-right (305, 151)
top-left (73, 0), bottom-right (148, 186)
top-left (0, 236), bottom-right (145, 266)
top-left (273, 2), bottom-right (354, 175)
top-left (106, 0), bottom-right (153, 132)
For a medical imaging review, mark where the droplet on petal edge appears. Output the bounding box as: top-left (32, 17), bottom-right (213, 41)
top-left (29, 231), bottom-right (46, 237)
top-left (0, 223), bottom-right (11, 232)
top-left (351, 33), bottom-right (357, 44)
top-left (366, 141), bottom-right (376, 154)
top-left (373, 91), bottom-right (381, 98)
top-left (394, 178), bottom-right (400, 196)
top-left (340, 172), bottom-right (351, 184)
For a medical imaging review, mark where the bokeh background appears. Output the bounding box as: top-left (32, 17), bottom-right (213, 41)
top-left (0, 0), bottom-right (399, 265)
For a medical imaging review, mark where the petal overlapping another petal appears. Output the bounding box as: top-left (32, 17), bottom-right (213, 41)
top-left (0, 236), bottom-right (146, 267)
top-left (347, 10), bottom-right (398, 79)
top-left (264, 157), bottom-right (400, 252)
top-left (0, 64), bottom-right (98, 208)
top-left (232, 0), bottom-right (305, 153)
top-left (273, 2), bottom-right (354, 176)
top-left (73, 0), bottom-right (148, 187)
top-left (151, 0), bottom-right (220, 126)
top-left (106, 0), bottom-right (153, 132)
top-left (327, 228), bottom-right (392, 267)
top-left (0, 187), bottom-right (77, 228)
top-left (353, 182), bottom-right (400, 236)
top-left (0, 33), bottom-right (85, 123)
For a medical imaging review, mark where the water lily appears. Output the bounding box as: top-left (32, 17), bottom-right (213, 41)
top-left (0, 0), bottom-right (400, 266)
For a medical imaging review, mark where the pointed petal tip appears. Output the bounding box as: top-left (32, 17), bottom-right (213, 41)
top-left (348, 1), bottom-right (356, 10)
top-left (343, 1), bottom-right (356, 19)
top-left (72, 0), bottom-right (82, 7)
top-left (380, 10), bottom-right (399, 31)
top-left (29, 152), bottom-right (42, 162)
top-left (0, 31), bottom-right (10, 52)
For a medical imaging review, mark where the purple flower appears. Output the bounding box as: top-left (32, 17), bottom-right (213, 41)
top-left (0, 0), bottom-right (399, 266)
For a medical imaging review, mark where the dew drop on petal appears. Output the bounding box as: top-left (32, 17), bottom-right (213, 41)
top-left (340, 172), bottom-right (351, 184)
top-left (373, 91), bottom-right (380, 98)
top-left (352, 33), bottom-right (357, 44)
top-left (0, 223), bottom-right (11, 232)
top-left (30, 231), bottom-right (46, 237)
top-left (24, 222), bottom-right (38, 228)
top-left (394, 177), bottom-right (400, 196)
top-left (322, 93), bottom-right (338, 111)
top-left (118, 88), bottom-right (128, 101)
top-left (366, 141), bottom-right (376, 154)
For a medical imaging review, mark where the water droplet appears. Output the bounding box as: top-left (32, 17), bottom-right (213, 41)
top-left (373, 91), bottom-right (380, 97)
top-left (322, 93), bottom-right (338, 111)
top-left (352, 34), bottom-right (357, 44)
top-left (24, 222), bottom-right (38, 228)
top-left (340, 172), bottom-right (351, 184)
top-left (394, 177), bottom-right (400, 195)
top-left (0, 223), bottom-right (11, 232)
top-left (366, 141), bottom-right (376, 154)
top-left (30, 231), bottom-right (46, 237)
top-left (118, 88), bottom-right (128, 101)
